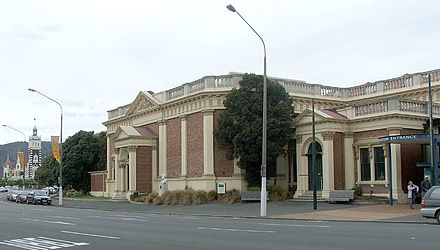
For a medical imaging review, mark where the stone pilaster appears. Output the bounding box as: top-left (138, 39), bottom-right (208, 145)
top-left (344, 132), bottom-right (355, 189)
top-left (114, 148), bottom-right (120, 193)
top-left (387, 128), bottom-right (405, 203)
top-left (322, 133), bottom-right (334, 199)
top-left (106, 135), bottom-right (112, 180)
top-left (158, 120), bottom-right (167, 177)
top-left (202, 110), bottom-right (214, 176)
top-left (180, 115), bottom-right (187, 177)
top-left (128, 146), bottom-right (137, 192)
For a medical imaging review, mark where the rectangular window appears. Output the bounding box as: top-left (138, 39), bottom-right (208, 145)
top-left (360, 148), bottom-right (371, 181)
top-left (374, 147), bottom-right (385, 180)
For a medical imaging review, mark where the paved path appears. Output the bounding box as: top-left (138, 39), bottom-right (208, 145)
top-left (270, 204), bottom-right (423, 222)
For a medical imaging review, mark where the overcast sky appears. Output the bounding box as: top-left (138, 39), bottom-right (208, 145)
top-left (0, 0), bottom-right (439, 144)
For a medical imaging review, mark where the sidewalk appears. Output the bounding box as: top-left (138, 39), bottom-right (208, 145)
top-left (58, 198), bottom-right (436, 224)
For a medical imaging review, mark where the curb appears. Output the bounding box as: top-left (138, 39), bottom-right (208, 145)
top-left (56, 203), bottom-right (438, 225)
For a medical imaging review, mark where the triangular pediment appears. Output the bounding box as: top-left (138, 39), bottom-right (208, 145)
top-left (113, 126), bottom-right (141, 141)
top-left (125, 91), bottom-right (161, 116)
top-left (294, 108), bottom-right (346, 125)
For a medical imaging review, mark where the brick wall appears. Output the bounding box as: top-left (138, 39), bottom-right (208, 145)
top-left (145, 123), bottom-right (159, 178)
top-left (187, 112), bottom-right (204, 177)
top-left (91, 173), bottom-right (107, 192)
top-left (136, 146), bottom-right (152, 193)
top-left (333, 132), bottom-right (345, 190)
top-left (167, 118), bottom-right (181, 178)
top-left (213, 110), bottom-right (234, 177)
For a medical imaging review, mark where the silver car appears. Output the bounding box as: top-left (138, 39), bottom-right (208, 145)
top-left (420, 186), bottom-right (440, 224)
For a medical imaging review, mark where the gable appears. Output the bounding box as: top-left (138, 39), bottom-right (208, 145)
top-left (113, 126), bottom-right (141, 141)
top-left (125, 91), bottom-right (161, 116)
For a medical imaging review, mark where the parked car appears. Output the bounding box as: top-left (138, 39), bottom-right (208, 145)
top-left (16, 191), bottom-right (30, 203)
top-left (27, 190), bottom-right (52, 205)
top-left (10, 190), bottom-right (20, 202)
top-left (0, 187), bottom-right (6, 192)
top-left (421, 186), bottom-right (440, 224)
top-left (6, 190), bottom-right (12, 201)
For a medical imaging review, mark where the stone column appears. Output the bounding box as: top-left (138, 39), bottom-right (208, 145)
top-left (344, 132), bottom-right (355, 190)
top-left (114, 149), bottom-right (120, 193)
top-left (321, 132), bottom-right (335, 199)
top-left (120, 165), bottom-right (125, 192)
top-left (203, 110), bottom-right (214, 176)
top-left (294, 135), bottom-right (308, 198)
top-left (106, 135), bottom-right (112, 180)
top-left (180, 115), bottom-right (187, 177)
top-left (158, 121), bottom-right (167, 177)
top-left (152, 146), bottom-right (158, 192)
top-left (128, 146), bottom-right (137, 192)
top-left (388, 128), bottom-right (405, 203)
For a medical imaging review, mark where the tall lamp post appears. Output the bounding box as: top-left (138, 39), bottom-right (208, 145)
top-left (226, 4), bottom-right (268, 216)
top-left (28, 88), bottom-right (63, 206)
top-left (2, 124), bottom-right (27, 190)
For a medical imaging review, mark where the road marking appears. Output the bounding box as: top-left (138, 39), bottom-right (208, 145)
top-left (88, 215), bottom-right (148, 222)
top-left (21, 218), bottom-right (75, 225)
top-left (61, 231), bottom-right (120, 239)
top-left (32, 208), bottom-right (54, 212)
top-left (47, 215), bottom-right (81, 220)
top-left (258, 223), bottom-right (331, 228)
top-left (0, 236), bottom-right (89, 249)
top-left (197, 227), bottom-right (275, 233)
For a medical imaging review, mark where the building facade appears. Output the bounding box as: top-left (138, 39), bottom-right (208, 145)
top-left (98, 69), bottom-right (440, 202)
top-left (27, 126), bottom-right (42, 180)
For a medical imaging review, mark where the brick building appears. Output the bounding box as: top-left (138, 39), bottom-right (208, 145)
top-left (95, 69), bottom-right (440, 202)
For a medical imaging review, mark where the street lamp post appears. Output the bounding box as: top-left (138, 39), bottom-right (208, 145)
top-left (226, 4), bottom-right (268, 216)
top-left (28, 88), bottom-right (63, 206)
top-left (2, 124), bottom-right (27, 190)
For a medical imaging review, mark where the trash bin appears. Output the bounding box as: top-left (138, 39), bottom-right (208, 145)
top-left (133, 192), bottom-right (139, 198)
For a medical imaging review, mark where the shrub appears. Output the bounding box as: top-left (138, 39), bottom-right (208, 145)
top-left (268, 186), bottom-right (291, 201)
top-left (153, 195), bottom-right (163, 205)
top-left (353, 185), bottom-right (363, 197)
top-left (207, 190), bottom-right (217, 201)
top-left (146, 192), bottom-right (158, 204)
top-left (135, 197), bottom-right (146, 203)
top-left (193, 190), bottom-right (208, 205)
top-left (220, 189), bottom-right (241, 204)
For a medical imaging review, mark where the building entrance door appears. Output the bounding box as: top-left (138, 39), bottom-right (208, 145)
top-left (307, 142), bottom-right (323, 191)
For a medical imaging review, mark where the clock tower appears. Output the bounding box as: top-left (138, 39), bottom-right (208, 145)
top-left (28, 125), bottom-right (42, 179)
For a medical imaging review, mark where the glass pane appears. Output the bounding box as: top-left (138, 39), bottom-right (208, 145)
top-left (360, 148), bottom-right (371, 181)
top-left (374, 147), bottom-right (385, 180)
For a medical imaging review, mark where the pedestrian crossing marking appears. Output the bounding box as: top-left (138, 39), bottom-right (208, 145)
top-left (0, 237), bottom-right (89, 249)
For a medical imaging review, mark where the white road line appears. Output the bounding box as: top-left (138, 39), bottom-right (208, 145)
top-left (258, 223), bottom-right (331, 228)
top-left (47, 215), bottom-right (81, 220)
top-left (88, 215), bottom-right (148, 222)
top-left (197, 227), bottom-right (275, 233)
top-left (21, 218), bottom-right (75, 225)
top-left (61, 230), bottom-right (120, 239)
top-left (32, 208), bottom-right (54, 212)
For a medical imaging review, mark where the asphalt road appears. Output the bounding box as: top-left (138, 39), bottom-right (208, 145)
top-left (1, 193), bottom-right (439, 250)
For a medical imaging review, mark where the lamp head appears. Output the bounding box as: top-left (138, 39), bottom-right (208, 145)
top-left (28, 88), bottom-right (36, 92)
top-left (226, 4), bottom-right (236, 12)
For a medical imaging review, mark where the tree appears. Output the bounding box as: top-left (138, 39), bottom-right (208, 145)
top-left (214, 74), bottom-right (295, 187)
top-left (95, 131), bottom-right (107, 171)
top-left (35, 155), bottom-right (58, 187)
top-left (62, 130), bottom-right (100, 193)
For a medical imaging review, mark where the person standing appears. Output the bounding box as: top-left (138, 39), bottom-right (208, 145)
top-left (420, 176), bottom-right (431, 199)
top-left (407, 181), bottom-right (419, 209)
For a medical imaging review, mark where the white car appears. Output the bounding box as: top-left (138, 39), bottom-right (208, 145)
top-left (0, 187), bottom-right (6, 192)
